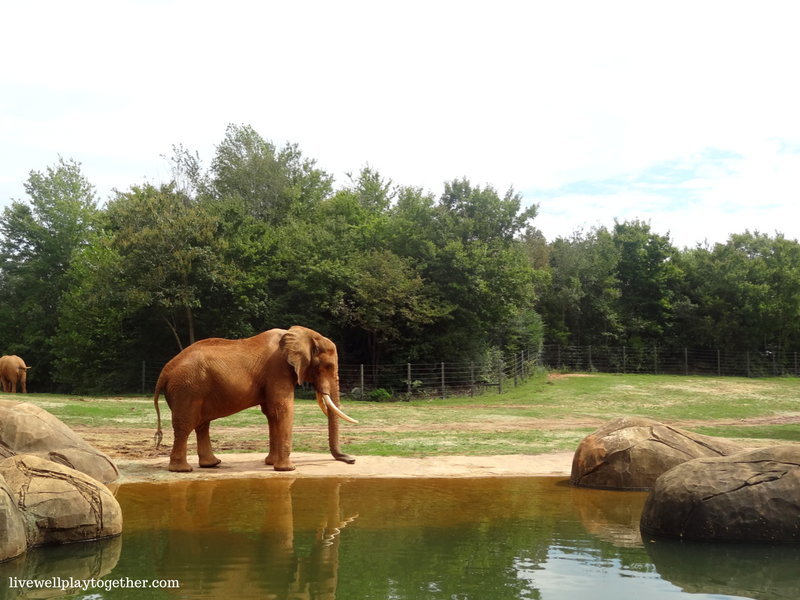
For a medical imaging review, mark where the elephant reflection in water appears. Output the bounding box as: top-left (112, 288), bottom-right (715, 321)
top-left (152, 478), bottom-right (357, 599)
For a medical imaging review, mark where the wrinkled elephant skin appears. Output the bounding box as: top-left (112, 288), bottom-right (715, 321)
top-left (154, 326), bottom-right (358, 473)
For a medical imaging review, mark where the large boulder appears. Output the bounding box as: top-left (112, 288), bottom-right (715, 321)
top-left (640, 444), bottom-right (800, 542)
top-left (0, 474), bottom-right (26, 562)
top-left (570, 416), bottom-right (743, 490)
top-left (0, 400), bottom-right (119, 483)
top-left (0, 454), bottom-right (122, 548)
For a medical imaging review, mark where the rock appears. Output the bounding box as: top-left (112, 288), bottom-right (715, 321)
top-left (640, 444), bottom-right (800, 542)
top-left (0, 400), bottom-right (119, 483)
top-left (0, 474), bottom-right (26, 563)
top-left (0, 455), bottom-right (122, 548)
top-left (570, 416), bottom-right (743, 490)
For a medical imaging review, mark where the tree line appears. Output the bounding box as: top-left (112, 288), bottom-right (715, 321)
top-left (1, 124), bottom-right (797, 393)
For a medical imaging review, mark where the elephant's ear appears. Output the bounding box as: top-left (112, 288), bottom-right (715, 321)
top-left (280, 326), bottom-right (316, 385)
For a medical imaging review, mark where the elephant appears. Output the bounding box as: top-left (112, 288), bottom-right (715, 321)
top-left (153, 326), bottom-right (358, 473)
top-left (0, 355), bottom-right (31, 393)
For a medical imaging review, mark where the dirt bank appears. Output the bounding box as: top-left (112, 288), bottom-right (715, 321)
top-left (114, 451), bottom-right (575, 484)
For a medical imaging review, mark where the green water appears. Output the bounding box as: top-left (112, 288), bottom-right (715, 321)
top-left (2, 477), bottom-right (799, 599)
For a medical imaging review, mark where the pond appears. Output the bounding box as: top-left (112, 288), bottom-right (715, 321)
top-left (2, 477), bottom-right (799, 599)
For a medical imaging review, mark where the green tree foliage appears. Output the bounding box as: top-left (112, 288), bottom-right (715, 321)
top-left (537, 226), bottom-right (621, 346)
top-left (612, 219), bottom-right (682, 345)
top-left (23, 123), bottom-right (800, 393)
top-left (0, 157), bottom-right (97, 388)
top-left (208, 124), bottom-right (332, 224)
top-left (680, 231), bottom-right (800, 352)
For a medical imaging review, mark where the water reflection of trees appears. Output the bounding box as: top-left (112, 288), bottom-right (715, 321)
top-left (114, 477), bottom-right (662, 599)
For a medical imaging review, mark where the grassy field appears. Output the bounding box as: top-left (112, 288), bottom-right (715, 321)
top-left (3, 372), bottom-right (800, 458)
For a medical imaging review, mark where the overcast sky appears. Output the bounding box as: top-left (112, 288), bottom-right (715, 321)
top-left (2, 1), bottom-right (798, 249)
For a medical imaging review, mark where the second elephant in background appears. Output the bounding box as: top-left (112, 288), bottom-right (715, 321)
top-left (0, 355), bottom-right (31, 393)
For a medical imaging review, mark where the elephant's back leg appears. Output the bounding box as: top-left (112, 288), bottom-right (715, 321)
top-left (195, 420), bottom-right (221, 468)
top-left (166, 392), bottom-right (205, 473)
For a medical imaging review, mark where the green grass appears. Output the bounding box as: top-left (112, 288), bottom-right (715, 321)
top-left (689, 424), bottom-right (800, 443)
top-left (3, 372), bottom-right (800, 457)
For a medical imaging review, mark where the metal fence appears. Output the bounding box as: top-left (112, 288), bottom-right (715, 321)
top-left (539, 345), bottom-right (800, 378)
top-left (139, 345), bottom-right (797, 401)
top-left (140, 350), bottom-right (538, 401)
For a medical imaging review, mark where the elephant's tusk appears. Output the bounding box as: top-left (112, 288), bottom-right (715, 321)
top-left (315, 391), bottom-right (329, 417)
top-left (323, 394), bottom-right (359, 424)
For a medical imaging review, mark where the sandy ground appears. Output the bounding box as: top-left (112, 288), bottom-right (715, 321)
top-left (114, 451), bottom-right (575, 484)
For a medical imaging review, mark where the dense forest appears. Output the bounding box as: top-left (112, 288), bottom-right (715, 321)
top-left (1, 124), bottom-right (799, 393)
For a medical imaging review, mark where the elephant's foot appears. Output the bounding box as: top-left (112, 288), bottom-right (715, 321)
top-left (333, 452), bottom-right (356, 465)
top-left (199, 457), bottom-right (222, 468)
top-left (269, 456), bottom-right (296, 471)
top-left (168, 460), bottom-right (193, 473)
top-left (264, 453), bottom-right (276, 466)
top-left (273, 462), bottom-right (296, 472)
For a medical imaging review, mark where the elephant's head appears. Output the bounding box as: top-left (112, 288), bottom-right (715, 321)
top-left (280, 326), bottom-right (358, 424)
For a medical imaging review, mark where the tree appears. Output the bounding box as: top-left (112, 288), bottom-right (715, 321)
top-left (612, 219), bottom-right (682, 345)
top-left (536, 226), bottom-right (621, 347)
top-left (208, 124), bottom-right (333, 224)
top-left (0, 157), bottom-right (97, 388)
top-left (334, 249), bottom-right (452, 368)
top-left (416, 179), bottom-right (540, 361)
top-left (104, 183), bottom-right (236, 349)
top-left (679, 231), bottom-right (800, 352)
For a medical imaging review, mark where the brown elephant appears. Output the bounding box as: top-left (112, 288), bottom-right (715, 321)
top-left (153, 326), bottom-right (358, 473)
top-left (0, 355), bottom-right (31, 393)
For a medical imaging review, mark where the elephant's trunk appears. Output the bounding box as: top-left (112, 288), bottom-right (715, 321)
top-left (325, 387), bottom-right (356, 465)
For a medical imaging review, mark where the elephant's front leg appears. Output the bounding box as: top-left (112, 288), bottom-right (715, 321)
top-left (195, 421), bottom-right (221, 468)
top-left (262, 399), bottom-right (295, 471)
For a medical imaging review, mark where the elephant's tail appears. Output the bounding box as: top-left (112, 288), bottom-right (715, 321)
top-left (153, 375), bottom-right (166, 448)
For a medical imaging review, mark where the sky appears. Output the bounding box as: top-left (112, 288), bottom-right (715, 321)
top-left (1, 1), bottom-right (798, 249)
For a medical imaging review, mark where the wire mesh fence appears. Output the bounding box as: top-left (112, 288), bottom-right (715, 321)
top-left (139, 350), bottom-right (538, 401)
top-left (138, 345), bottom-right (798, 402)
top-left (539, 345), bottom-right (800, 378)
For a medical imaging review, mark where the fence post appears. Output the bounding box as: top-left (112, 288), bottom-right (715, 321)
top-left (470, 362), bottom-right (475, 398)
top-left (498, 359), bottom-right (503, 394)
top-left (514, 356), bottom-right (518, 387)
top-left (360, 364), bottom-right (364, 401)
top-left (795, 352), bottom-right (798, 378)
top-left (441, 362), bottom-right (445, 399)
top-left (684, 348), bottom-right (688, 376)
top-left (773, 351), bottom-right (777, 377)
top-left (557, 345), bottom-right (561, 369)
top-left (407, 363), bottom-right (411, 397)
top-left (623, 346), bottom-right (626, 374)
top-left (746, 352), bottom-right (750, 378)
top-left (717, 350), bottom-right (721, 377)
top-left (142, 361), bottom-right (146, 395)
top-left (654, 347), bottom-right (657, 375)
top-left (588, 345), bottom-right (592, 372)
